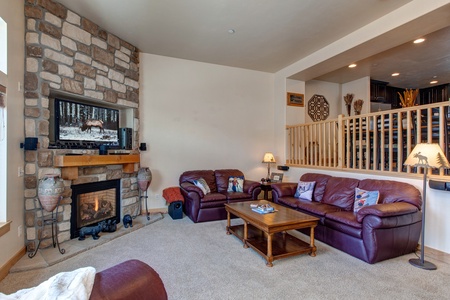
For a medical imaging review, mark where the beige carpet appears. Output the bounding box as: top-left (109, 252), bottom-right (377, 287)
top-left (1, 214), bottom-right (449, 299)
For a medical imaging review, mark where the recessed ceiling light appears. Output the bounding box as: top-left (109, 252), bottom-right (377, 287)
top-left (414, 38), bottom-right (425, 44)
top-left (228, 29), bottom-right (236, 34)
top-left (430, 80), bottom-right (438, 84)
top-left (348, 64), bottom-right (357, 68)
top-left (391, 73), bottom-right (400, 77)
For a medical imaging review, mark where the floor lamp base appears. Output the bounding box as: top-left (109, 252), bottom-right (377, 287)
top-left (409, 258), bottom-right (437, 270)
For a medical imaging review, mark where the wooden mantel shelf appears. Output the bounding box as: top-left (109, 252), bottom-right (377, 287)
top-left (54, 154), bottom-right (140, 180)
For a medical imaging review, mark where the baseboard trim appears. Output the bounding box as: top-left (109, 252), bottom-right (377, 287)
top-left (425, 245), bottom-right (450, 265)
top-left (0, 247), bottom-right (26, 281)
top-left (148, 208), bottom-right (168, 214)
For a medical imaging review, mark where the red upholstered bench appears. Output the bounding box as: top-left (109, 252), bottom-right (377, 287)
top-left (163, 187), bottom-right (184, 219)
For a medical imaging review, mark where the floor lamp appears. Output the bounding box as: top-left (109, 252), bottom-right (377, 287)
top-left (404, 143), bottom-right (450, 270)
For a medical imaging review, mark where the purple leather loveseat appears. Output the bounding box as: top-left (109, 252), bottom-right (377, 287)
top-left (271, 173), bottom-right (422, 264)
top-left (179, 169), bottom-right (261, 223)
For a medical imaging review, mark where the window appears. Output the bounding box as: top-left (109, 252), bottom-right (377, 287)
top-left (0, 16), bottom-right (6, 223)
top-left (0, 17), bottom-right (6, 74)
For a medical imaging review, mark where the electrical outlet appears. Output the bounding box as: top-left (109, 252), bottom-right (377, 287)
top-left (18, 166), bottom-right (24, 177)
top-left (18, 225), bottom-right (23, 237)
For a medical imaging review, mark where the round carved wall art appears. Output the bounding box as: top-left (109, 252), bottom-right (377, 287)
top-left (308, 94), bottom-right (330, 122)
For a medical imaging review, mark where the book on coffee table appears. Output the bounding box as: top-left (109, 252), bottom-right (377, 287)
top-left (251, 204), bottom-right (276, 214)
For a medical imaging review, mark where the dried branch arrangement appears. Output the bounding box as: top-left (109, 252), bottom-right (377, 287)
top-left (353, 99), bottom-right (364, 115)
top-left (398, 88), bottom-right (419, 107)
top-left (344, 93), bottom-right (354, 105)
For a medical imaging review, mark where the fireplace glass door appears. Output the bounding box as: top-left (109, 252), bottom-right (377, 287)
top-left (71, 179), bottom-right (120, 239)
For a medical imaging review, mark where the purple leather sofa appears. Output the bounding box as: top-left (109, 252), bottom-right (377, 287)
top-left (271, 173), bottom-right (422, 264)
top-left (179, 169), bottom-right (261, 223)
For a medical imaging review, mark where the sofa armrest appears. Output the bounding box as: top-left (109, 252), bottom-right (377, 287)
top-left (244, 180), bottom-right (260, 194)
top-left (180, 182), bottom-right (204, 198)
top-left (90, 259), bottom-right (167, 300)
top-left (271, 183), bottom-right (297, 202)
top-left (356, 202), bottom-right (419, 223)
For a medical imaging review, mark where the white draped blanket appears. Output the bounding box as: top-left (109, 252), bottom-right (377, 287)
top-left (0, 266), bottom-right (96, 300)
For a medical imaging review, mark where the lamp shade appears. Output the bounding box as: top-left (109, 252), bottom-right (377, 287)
top-left (262, 152), bottom-right (276, 163)
top-left (404, 143), bottom-right (450, 169)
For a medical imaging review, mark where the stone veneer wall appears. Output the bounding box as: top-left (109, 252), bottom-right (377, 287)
top-left (24, 0), bottom-right (141, 251)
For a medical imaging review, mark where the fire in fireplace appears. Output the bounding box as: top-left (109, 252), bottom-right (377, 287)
top-left (70, 179), bottom-right (120, 239)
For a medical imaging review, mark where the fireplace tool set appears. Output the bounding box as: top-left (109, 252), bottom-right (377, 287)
top-left (137, 167), bottom-right (152, 221)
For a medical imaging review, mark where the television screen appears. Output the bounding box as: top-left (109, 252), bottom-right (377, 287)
top-left (55, 98), bottom-right (119, 146)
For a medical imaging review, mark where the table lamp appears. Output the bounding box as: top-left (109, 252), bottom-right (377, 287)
top-left (404, 143), bottom-right (450, 270)
top-left (262, 152), bottom-right (276, 180)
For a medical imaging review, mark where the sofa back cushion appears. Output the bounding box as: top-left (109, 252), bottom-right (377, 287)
top-left (300, 173), bottom-right (331, 202)
top-left (322, 176), bottom-right (360, 211)
top-left (358, 179), bottom-right (422, 209)
top-left (179, 170), bottom-right (217, 193)
top-left (215, 169), bottom-right (244, 193)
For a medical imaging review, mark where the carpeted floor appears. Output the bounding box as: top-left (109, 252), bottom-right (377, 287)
top-left (1, 214), bottom-right (449, 299)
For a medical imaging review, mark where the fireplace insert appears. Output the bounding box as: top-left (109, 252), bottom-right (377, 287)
top-left (70, 179), bottom-right (121, 239)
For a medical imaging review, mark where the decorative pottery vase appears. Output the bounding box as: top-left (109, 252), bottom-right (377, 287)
top-left (137, 167), bottom-right (152, 191)
top-left (38, 174), bottom-right (64, 212)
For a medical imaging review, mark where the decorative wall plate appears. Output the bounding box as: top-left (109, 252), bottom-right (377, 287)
top-left (308, 94), bottom-right (330, 122)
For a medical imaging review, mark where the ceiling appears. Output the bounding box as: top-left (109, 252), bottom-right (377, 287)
top-left (55, 0), bottom-right (450, 89)
top-left (314, 25), bottom-right (450, 89)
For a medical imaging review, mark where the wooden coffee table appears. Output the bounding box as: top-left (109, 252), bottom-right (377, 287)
top-left (225, 200), bottom-right (319, 267)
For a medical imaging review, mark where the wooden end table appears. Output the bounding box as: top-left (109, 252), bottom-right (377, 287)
top-left (225, 200), bottom-right (319, 267)
top-left (260, 183), bottom-right (272, 200)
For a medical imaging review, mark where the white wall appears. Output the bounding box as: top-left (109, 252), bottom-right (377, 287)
top-left (139, 54), bottom-right (275, 208)
top-left (0, 0), bottom-right (25, 269)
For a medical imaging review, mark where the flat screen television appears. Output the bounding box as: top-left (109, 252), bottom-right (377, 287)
top-left (54, 98), bottom-right (120, 148)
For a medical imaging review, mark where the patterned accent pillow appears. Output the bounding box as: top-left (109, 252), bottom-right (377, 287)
top-left (354, 187), bottom-right (379, 212)
top-left (193, 178), bottom-right (211, 195)
top-left (294, 181), bottom-right (316, 201)
top-left (227, 176), bottom-right (244, 193)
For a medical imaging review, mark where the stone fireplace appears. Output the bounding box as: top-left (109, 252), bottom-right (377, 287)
top-left (23, 0), bottom-right (141, 252)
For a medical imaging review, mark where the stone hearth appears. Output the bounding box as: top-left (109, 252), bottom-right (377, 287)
top-left (10, 214), bottom-right (164, 272)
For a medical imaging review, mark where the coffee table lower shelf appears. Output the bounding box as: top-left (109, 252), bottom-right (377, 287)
top-left (228, 224), bottom-right (314, 266)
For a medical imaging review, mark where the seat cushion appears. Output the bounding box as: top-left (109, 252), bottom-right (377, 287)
top-left (278, 197), bottom-right (341, 217)
top-left (325, 211), bottom-right (362, 238)
top-left (278, 196), bottom-right (299, 208)
top-left (296, 199), bottom-right (342, 217)
top-left (223, 192), bottom-right (252, 201)
top-left (201, 192), bottom-right (227, 203)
